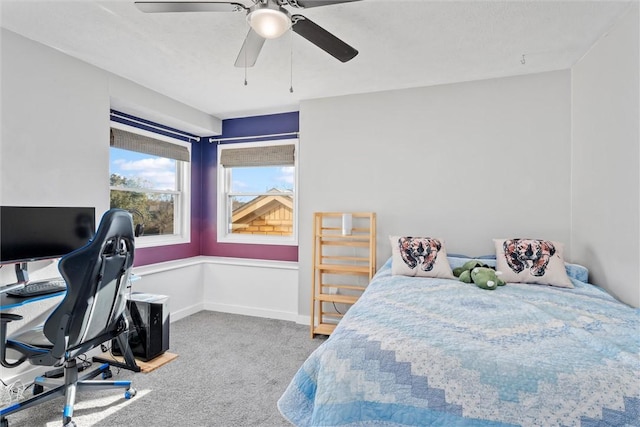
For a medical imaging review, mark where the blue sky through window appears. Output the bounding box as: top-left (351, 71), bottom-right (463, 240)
top-left (110, 148), bottom-right (176, 191)
top-left (231, 166), bottom-right (294, 193)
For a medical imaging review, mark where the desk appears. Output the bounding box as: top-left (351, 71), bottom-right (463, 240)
top-left (0, 290), bottom-right (66, 311)
top-left (1, 290), bottom-right (65, 349)
top-left (0, 282), bottom-right (26, 298)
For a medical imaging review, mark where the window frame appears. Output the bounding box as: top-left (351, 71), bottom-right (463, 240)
top-left (109, 121), bottom-right (191, 249)
top-left (217, 138), bottom-right (298, 246)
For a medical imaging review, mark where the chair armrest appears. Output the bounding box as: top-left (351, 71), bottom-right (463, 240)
top-left (1, 313), bottom-right (27, 368)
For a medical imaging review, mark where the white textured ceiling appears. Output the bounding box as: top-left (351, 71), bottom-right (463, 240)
top-left (0, 1), bottom-right (634, 120)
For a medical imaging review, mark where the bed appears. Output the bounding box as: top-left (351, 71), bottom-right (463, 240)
top-left (278, 255), bottom-right (640, 427)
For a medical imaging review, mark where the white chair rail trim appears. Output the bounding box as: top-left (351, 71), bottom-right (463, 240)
top-left (133, 255), bottom-right (299, 277)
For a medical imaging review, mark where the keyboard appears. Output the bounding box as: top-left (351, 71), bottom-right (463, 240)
top-left (7, 279), bottom-right (67, 297)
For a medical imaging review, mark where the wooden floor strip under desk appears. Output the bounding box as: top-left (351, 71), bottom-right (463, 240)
top-left (97, 351), bottom-right (178, 373)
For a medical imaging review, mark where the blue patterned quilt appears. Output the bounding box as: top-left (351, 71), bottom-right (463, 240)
top-left (279, 258), bottom-right (640, 426)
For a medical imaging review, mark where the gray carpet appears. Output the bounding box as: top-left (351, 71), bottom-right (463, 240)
top-left (4, 311), bottom-right (325, 427)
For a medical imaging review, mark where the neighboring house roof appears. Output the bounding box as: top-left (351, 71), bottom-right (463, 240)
top-left (232, 189), bottom-right (293, 226)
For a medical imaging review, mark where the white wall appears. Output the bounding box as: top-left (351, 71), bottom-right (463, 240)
top-left (202, 257), bottom-right (299, 322)
top-left (571, 4), bottom-right (639, 307)
top-left (1, 29), bottom-right (110, 212)
top-left (298, 71), bottom-right (572, 315)
top-left (132, 258), bottom-right (205, 322)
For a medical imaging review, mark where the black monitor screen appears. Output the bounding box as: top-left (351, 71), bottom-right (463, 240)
top-left (0, 206), bottom-right (96, 264)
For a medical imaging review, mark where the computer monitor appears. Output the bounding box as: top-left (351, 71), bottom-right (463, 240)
top-left (0, 206), bottom-right (96, 268)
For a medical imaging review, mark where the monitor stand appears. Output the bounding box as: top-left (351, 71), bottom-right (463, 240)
top-left (0, 264), bottom-right (28, 296)
top-left (15, 262), bottom-right (29, 283)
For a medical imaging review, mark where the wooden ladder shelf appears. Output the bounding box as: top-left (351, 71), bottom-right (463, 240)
top-left (310, 212), bottom-right (376, 338)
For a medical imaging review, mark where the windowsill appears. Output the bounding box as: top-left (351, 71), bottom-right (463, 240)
top-left (135, 235), bottom-right (191, 249)
top-left (216, 236), bottom-right (298, 246)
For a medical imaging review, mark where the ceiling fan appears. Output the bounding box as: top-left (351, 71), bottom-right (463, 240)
top-left (134, 0), bottom-right (361, 67)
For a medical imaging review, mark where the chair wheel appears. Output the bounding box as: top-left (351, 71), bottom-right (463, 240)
top-left (125, 388), bottom-right (137, 399)
top-left (63, 421), bottom-right (76, 427)
top-left (1, 417), bottom-right (8, 427)
top-left (102, 369), bottom-right (113, 379)
top-left (33, 384), bottom-right (44, 395)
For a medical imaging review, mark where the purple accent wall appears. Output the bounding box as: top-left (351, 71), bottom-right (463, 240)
top-left (200, 112), bottom-right (299, 262)
top-left (134, 139), bottom-right (203, 266)
top-left (135, 111), bottom-right (299, 266)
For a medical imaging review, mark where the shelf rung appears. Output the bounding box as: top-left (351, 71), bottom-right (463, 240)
top-left (320, 227), bottom-right (371, 233)
top-left (321, 255), bottom-right (369, 262)
top-left (321, 284), bottom-right (366, 291)
top-left (316, 264), bottom-right (369, 275)
top-left (313, 323), bottom-right (336, 336)
top-left (315, 212), bottom-right (375, 218)
top-left (320, 272), bottom-right (370, 278)
top-left (319, 312), bottom-right (344, 319)
top-left (316, 293), bottom-right (359, 304)
top-left (318, 241), bottom-right (369, 253)
top-left (318, 233), bottom-right (370, 240)
top-left (316, 263), bottom-right (370, 272)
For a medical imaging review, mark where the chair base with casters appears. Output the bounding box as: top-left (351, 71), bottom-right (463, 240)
top-left (0, 330), bottom-right (137, 427)
top-left (0, 208), bottom-right (139, 427)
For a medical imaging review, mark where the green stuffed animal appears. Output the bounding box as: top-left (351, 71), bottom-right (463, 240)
top-left (453, 260), bottom-right (488, 282)
top-left (453, 260), bottom-right (506, 290)
top-left (469, 266), bottom-right (505, 290)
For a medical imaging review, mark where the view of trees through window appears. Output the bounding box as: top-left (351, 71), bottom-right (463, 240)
top-left (109, 174), bottom-right (175, 236)
top-left (109, 142), bottom-right (182, 237)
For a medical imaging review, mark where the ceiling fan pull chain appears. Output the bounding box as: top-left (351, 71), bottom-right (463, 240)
top-left (244, 46), bottom-right (249, 86)
top-left (289, 28), bottom-right (294, 93)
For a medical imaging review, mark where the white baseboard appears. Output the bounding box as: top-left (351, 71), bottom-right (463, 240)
top-left (170, 302), bottom-right (204, 323)
top-left (296, 314), bottom-right (311, 326)
top-left (203, 301), bottom-right (299, 323)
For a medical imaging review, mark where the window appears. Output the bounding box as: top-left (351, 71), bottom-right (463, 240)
top-left (109, 123), bottom-right (191, 248)
top-left (217, 139), bottom-right (298, 245)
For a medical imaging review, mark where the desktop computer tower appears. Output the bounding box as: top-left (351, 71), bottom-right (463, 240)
top-left (113, 293), bottom-right (170, 362)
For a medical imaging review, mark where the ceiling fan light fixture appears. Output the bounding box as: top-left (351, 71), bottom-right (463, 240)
top-left (247, 7), bottom-right (291, 39)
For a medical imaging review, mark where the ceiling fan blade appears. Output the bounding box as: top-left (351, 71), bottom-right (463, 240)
top-left (135, 2), bottom-right (246, 13)
top-left (291, 15), bottom-right (358, 63)
top-left (234, 29), bottom-right (266, 68)
top-left (290, 0), bottom-right (361, 9)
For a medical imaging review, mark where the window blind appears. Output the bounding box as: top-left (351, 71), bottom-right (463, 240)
top-left (219, 144), bottom-right (295, 167)
top-left (110, 128), bottom-right (190, 162)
